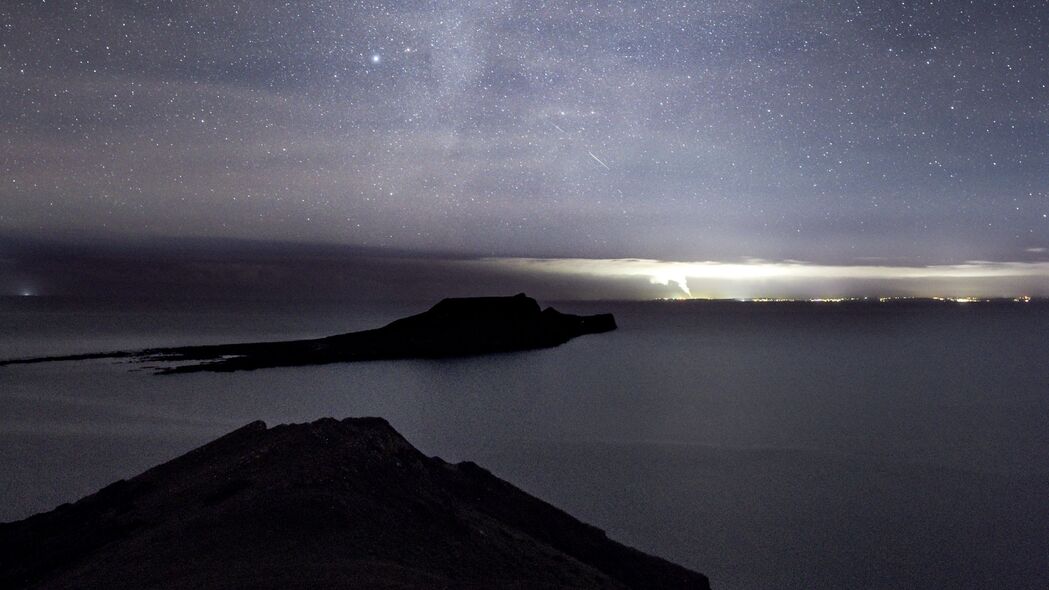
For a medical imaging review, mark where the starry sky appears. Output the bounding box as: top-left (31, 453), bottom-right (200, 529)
top-left (2, 1), bottom-right (1049, 298)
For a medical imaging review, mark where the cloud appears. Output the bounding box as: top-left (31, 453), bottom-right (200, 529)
top-left (8, 235), bottom-right (1049, 301)
top-left (475, 257), bottom-right (1049, 299)
top-left (648, 272), bottom-right (692, 297)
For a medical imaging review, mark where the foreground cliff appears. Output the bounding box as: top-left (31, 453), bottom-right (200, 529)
top-left (0, 418), bottom-right (708, 590)
top-left (0, 294), bottom-right (617, 373)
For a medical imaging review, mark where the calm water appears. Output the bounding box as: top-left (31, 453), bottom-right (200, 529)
top-left (2, 297), bottom-right (1048, 589)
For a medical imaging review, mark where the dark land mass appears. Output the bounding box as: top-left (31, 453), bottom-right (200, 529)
top-left (0, 417), bottom-right (709, 590)
top-left (0, 294), bottom-right (616, 373)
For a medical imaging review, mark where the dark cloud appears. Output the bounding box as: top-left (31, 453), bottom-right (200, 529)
top-left (5, 235), bottom-right (1049, 301)
top-left (0, 234), bottom-right (651, 301)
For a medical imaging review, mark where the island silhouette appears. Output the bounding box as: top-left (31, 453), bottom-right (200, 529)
top-left (0, 294), bottom-right (617, 374)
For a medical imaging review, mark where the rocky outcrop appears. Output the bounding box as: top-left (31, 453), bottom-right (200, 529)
top-left (0, 417), bottom-right (708, 590)
top-left (0, 294), bottom-right (617, 373)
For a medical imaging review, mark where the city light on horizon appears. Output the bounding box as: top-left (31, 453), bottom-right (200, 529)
top-left (476, 257), bottom-right (1049, 300)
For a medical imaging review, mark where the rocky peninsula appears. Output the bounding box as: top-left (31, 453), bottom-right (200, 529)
top-left (0, 294), bottom-right (617, 373)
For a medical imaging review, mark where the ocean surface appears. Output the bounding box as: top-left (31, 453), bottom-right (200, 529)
top-left (2, 296), bottom-right (1048, 589)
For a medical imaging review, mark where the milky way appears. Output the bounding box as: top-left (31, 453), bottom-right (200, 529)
top-left (1, 1), bottom-right (1047, 266)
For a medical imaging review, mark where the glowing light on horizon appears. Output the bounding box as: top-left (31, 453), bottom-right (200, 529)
top-left (648, 271), bottom-right (692, 297)
top-left (472, 257), bottom-right (1049, 299)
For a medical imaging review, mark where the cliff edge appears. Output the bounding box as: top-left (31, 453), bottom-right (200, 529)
top-left (0, 417), bottom-right (708, 590)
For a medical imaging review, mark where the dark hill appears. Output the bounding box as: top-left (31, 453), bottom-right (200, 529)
top-left (0, 418), bottom-right (709, 590)
top-left (0, 294), bottom-right (617, 373)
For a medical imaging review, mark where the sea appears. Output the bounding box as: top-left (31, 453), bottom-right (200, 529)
top-left (1, 296), bottom-right (1047, 589)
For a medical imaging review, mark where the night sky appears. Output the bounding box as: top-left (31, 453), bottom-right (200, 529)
top-left (2, 1), bottom-right (1048, 298)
